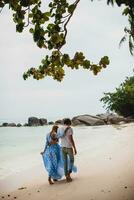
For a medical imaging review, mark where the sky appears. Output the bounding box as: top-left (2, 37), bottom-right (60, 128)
top-left (0, 0), bottom-right (134, 123)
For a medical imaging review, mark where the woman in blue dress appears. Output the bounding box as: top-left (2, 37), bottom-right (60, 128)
top-left (41, 125), bottom-right (64, 184)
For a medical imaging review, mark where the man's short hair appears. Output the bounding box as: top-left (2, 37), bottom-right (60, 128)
top-left (63, 118), bottom-right (71, 125)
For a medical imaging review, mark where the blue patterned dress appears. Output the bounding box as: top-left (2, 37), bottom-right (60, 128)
top-left (42, 132), bottom-right (77, 179)
top-left (42, 133), bottom-right (64, 179)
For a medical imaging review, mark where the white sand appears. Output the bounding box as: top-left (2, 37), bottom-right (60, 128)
top-left (0, 123), bottom-right (134, 200)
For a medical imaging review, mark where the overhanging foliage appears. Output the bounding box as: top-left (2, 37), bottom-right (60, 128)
top-left (0, 0), bottom-right (133, 81)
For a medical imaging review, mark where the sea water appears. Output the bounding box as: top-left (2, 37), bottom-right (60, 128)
top-left (0, 126), bottom-right (52, 180)
top-left (0, 126), bottom-right (93, 180)
top-left (0, 125), bottom-right (118, 181)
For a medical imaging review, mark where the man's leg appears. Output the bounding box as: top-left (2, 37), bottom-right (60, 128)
top-left (67, 148), bottom-right (74, 179)
top-left (62, 147), bottom-right (68, 177)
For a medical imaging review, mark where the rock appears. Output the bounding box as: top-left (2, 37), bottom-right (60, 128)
top-left (7, 123), bottom-right (16, 127)
top-left (23, 123), bottom-right (29, 127)
top-left (71, 118), bottom-right (83, 126)
top-left (72, 115), bottom-right (105, 126)
top-left (48, 121), bottom-right (54, 125)
top-left (118, 121), bottom-right (126, 125)
top-left (2, 123), bottom-right (8, 127)
top-left (97, 113), bottom-right (126, 125)
top-left (96, 113), bottom-right (110, 123)
top-left (107, 113), bottom-right (125, 124)
top-left (125, 116), bottom-right (134, 123)
top-left (17, 123), bottom-right (22, 127)
top-left (28, 117), bottom-right (47, 126)
top-left (28, 117), bottom-right (40, 126)
top-left (55, 120), bottom-right (63, 125)
top-left (39, 118), bottom-right (47, 125)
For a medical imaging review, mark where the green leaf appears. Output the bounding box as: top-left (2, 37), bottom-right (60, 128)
top-left (122, 7), bottom-right (129, 16)
top-left (68, 4), bottom-right (76, 14)
top-left (29, 13), bottom-right (33, 18)
top-left (16, 22), bottom-right (25, 32)
top-left (83, 60), bottom-right (91, 69)
top-left (29, 28), bottom-right (34, 33)
top-left (99, 56), bottom-right (110, 67)
top-left (44, 12), bottom-right (51, 17)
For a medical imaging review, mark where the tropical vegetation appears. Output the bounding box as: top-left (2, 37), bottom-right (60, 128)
top-left (101, 74), bottom-right (134, 117)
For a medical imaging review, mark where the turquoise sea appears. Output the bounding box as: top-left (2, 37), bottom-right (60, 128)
top-left (0, 126), bottom-right (52, 180)
top-left (0, 125), bottom-right (95, 180)
top-left (0, 125), bottom-right (119, 181)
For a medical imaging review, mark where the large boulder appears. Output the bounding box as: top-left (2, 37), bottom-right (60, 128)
top-left (28, 117), bottom-right (47, 126)
top-left (2, 123), bottom-right (8, 127)
top-left (55, 120), bottom-right (63, 125)
top-left (28, 117), bottom-right (40, 126)
top-left (108, 114), bottom-right (125, 124)
top-left (124, 116), bottom-right (134, 123)
top-left (39, 118), bottom-right (47, 125)
top-left (8, 123), bottom-right (16, 127)
top-left (72, 115), bottom-right (105, 126)
top-left (17, 123), bottom-right (22, 127)
top-left (48, 121), bottom-right (54, 125)
top-left (96, 113), bottom-right (110, 123)
top-left (23, 123), bottom-right (29, 127)
top-left (96, 113), bottom-right (126, 124)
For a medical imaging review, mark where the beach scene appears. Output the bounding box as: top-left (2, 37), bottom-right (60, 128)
top-left (0, 123), bottom-right (134, 200)
top-left (0, 0), bottom-right (134, 200)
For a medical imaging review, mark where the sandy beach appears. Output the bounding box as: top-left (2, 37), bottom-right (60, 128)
top-left (0, 123), bottom-right (134, 200)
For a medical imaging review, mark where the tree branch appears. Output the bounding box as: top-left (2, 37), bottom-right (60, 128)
top-left (24, 6), bottom-right (30, 27)
top-left (60, 0), bottom-right (80, 50)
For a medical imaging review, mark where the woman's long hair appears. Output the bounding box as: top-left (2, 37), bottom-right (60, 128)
top-left (51, 125), bottom-right (59, 133)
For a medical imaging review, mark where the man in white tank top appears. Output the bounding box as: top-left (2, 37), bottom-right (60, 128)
top-left (57, 118), bottom-right (77, 182)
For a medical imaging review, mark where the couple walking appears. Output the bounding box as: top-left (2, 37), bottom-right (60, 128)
top-left (41, 118), bottom-right (77, 184)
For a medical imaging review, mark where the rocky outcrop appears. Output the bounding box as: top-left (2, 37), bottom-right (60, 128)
top-left (23, 123), bottom-right (29, 127)
top-left (0, 113), bottom-right (132, 128)
top-left (48, 121), bottom-right (54, 125)
top-left (96, 113), bottom-right (126, 124)
top-left (55, 120), bottom-right (63, 125)
top-left (72, 113), bottom-right (127, 126)
top-left (2, 123), bottom-right (16, 127)
top-left (72, 115), bottom-right (105, 126)
top-left (28, 117), bottom-right (47, 126)
top-left (39, 118), bottom-right (47, 126)
top-left (17, 123), bottom-right (22, 127)
top-left (8, 123), bottom-right (16, 127)
top-left (28, 117), bottom-right (40, 126)
top-left (125, 116), bottom-right (134, 123)
top-left (2, 123), bottom-right (8, 127)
